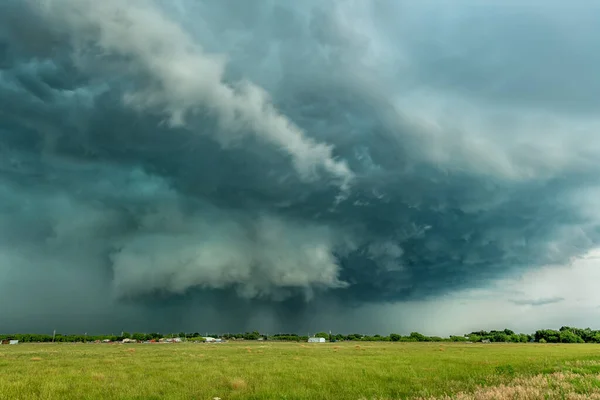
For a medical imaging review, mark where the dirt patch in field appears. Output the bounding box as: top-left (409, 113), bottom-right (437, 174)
top-left (230, 378), bottom-right (248, 390)
top-left (91, 373), bottom-right (105, 381)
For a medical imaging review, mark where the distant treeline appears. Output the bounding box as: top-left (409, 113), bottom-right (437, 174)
top-left (2, 326), bottom-right (599, 343)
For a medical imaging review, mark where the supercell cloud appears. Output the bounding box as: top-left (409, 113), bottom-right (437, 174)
top-left (1, 0), bottom-right (600, 332)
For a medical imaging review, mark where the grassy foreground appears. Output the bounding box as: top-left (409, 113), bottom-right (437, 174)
top-left (1, 342), bottom-right (600, 399)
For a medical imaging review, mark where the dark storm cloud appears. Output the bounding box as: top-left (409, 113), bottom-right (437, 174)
top-left (1, 0), bottom-right (600, 332)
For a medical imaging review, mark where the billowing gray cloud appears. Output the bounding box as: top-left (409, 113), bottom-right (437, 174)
top-left (1, 0), bottom-right (600, 332)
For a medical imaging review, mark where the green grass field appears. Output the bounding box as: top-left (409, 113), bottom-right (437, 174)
top-left (1, 342), bottom-right (600, 399)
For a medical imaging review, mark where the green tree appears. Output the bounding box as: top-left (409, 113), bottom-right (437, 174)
top-left (132, 333), bottom-right (146, 342)
top-left (559, 330), bottom-right (584, 343)
top-left (535, 329), bottom-right (560, 343)
top-left (468, 334), bottom-right (482, 342)
top-left (409, 332), bottom-right (428, 342)
top-left (244, 331), bottom-right (260, 340)
top-left (491, 332), bottom-right (509, 342)
top-left (390, 333), bottom-right (401, 342)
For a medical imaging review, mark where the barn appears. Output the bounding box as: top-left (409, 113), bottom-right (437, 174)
top-left (308, 337), bottom-right (326, 343)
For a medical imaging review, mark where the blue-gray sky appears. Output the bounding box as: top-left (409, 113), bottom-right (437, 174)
top-left (1, 0), bottom-right (600, 334)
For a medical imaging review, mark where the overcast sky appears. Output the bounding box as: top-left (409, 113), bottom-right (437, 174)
top-left (1, 0), bottom-right (600, 335)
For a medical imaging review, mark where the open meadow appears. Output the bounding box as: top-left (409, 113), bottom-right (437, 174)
top-left (2, 342), bottom-right (600, 399)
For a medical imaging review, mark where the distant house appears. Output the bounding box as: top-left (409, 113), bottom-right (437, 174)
top-left (482, 339), bottom-right (491, 344)
top-left (308, 337), bottom-right (326, 343)
top-left (9, 340), bottom-right (18, 345)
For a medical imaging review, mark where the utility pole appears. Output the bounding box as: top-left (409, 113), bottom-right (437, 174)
top-left (52, 329), bottom-right (56, 343)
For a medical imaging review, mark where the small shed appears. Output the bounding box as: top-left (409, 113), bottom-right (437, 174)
top-left (308, 337), bottom-right (326, 343)
top-left (9, 340), bottom-right (18, 345)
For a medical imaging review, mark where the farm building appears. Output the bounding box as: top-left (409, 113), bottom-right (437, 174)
top-left (1, 340), bottom-right (18, 345)
top-left (308, 337), bottom-right (326, 343)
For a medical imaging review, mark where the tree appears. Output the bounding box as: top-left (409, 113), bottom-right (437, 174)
top-left (535, 329), bottom-right (560, 343)
top-left (491, 332), bottom-right (509, 343)
top-left (132, 333), bottom-right (146, 342)
top-left (468, 334), bottom-right (482, 342)
top-left (559, 330), bottom-right (584, 343)
top-left (409, 332), bottom-right (428, 342)
top-left (517, 334), bottom-right (530, 343)
top-left (390, 333), bottom-right (401, 342)
top-left (244, 331), bottom-right (260, 340)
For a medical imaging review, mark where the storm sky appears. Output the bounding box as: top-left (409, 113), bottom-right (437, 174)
top-left (1, 0), bottom-right (600, 335)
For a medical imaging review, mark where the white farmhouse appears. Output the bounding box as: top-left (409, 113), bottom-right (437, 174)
top-left (308, 337), bottom-right (326, 343)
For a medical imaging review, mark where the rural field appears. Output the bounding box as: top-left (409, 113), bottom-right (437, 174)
top-left (1, 342), bottom-right (600, 400)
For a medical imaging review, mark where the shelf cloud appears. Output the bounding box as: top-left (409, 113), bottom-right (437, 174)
top-left (1, 0), bottom-right (599, 332)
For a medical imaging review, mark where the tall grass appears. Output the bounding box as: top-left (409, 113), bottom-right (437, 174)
top-left (1, 342), bottom-right (600, 399)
